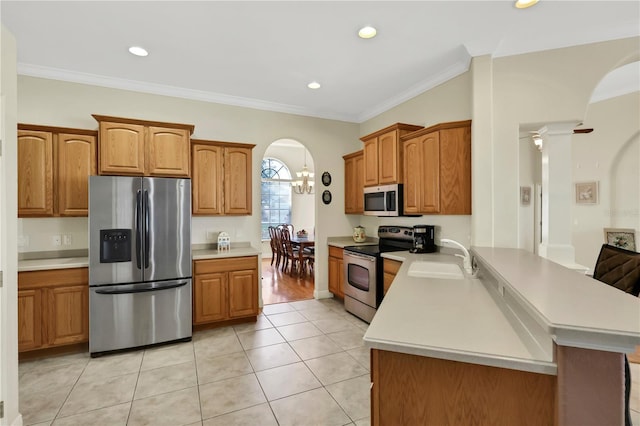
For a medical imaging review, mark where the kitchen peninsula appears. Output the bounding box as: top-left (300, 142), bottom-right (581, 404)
top-left (365, 247), bottom-right (640, 425)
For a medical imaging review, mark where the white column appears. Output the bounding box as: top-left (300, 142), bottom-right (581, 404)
top-left (537, 122), bottom-right (584, 268)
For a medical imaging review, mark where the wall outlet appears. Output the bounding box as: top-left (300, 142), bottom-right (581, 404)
top-left (18, 235), bottom-right (29, 248)
top-left (52, 235), bottom-right (62, 246)
top-left (63, 234), bottom-right (72, 245)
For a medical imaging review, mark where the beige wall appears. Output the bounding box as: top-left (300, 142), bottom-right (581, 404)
top-left (16, 76), bottom-right (361, 298)
top-left (481, 37), bottom-right (640, 248)
top-left (358, 72), bottom-right (474, 246)
top-left (1, 24), bottom-right (21, 426)
top-left (572, 92), bottom-right (640, 269)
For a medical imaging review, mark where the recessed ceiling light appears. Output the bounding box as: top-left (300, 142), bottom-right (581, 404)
top-left (128, 46), bottom-right (148, 57)
top-left (307, 81), bottom-right (321, 89)
top-left (514, 0), bottom-right (539, 9)
top-left (358, 26), bottom-right (377, 39)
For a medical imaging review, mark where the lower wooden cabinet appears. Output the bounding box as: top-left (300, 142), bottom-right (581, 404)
top-left (328, 246), bottom-right (345, 298)
top-left (371, 349), bottom-right (555, 425)
top-left (193, 256), bottom-right (259, 325)
top-left (382, 259), bottom-right (402, 296)
top-left (18, 268), bottom-right (89, 352)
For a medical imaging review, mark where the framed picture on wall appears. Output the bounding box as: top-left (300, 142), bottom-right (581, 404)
top-left (603, 228), bottom-right (636, 251)
top-left (575, 181), bottom-right (599, 204)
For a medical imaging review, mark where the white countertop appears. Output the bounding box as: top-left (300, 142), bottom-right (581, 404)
top-left (192, 246), bottom-right (261, 260)
top-left (366, 247), bottom-right (640, 374)
top-left (365, 251), bottom-right (557, 374)
top-left (18, 257), bottom-right (89, 272)
top-left (327, 236), bottom-right (378, 248)
top-left (471, 247), bottom-right (640, 353)
top-left (18, 245), bottom-right (261, 271)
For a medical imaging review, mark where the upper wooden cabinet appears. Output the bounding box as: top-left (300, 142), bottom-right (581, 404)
top-left (343, 150), bottom-right (364, 214)
top-left (360, 123), bottom-right (423, 187)
top-left (402, 120), bottom-right (472, 215)
top-left (93, 115), bottom-right (193, 177)
top-left (18, 125), bottom-right (97, 217)
top-left (192, 140), bottom-right (254, 216)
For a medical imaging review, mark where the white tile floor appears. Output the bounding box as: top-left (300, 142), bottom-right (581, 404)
top-left (19, 298), bottom-right (372, 426)
top-left (18, 297), bottom-right (640, 426)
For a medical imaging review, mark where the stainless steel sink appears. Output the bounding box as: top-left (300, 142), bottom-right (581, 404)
top-left (407, 261), bottom-right (464, 279)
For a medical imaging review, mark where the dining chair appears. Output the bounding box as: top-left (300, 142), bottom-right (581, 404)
top-left (268, 226), bottom-right (280, 267)
top-left (280, 223), bottom-right (294, 237)
top-left (280, 227), bottom-right (311, 276)
top-left (592, 243), bottom-right (640, 426)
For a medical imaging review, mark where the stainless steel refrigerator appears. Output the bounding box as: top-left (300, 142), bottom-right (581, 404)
top-left (88, 176), bottom-right (192, 355)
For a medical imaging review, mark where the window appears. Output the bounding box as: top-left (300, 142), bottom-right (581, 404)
top-left (261, 158), bottom-right (292, 239)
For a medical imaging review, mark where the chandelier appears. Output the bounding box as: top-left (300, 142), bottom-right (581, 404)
top-left (291, 150), bottom-right (314, 194)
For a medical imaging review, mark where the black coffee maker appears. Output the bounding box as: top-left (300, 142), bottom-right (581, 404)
top-left (410, 224), bottom-right (436, 253)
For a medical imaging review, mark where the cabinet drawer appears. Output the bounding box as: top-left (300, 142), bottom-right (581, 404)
top-left (329, 246), bottom-right (344, 259)
top-left (194, 256), bottom-right (258, 274)
top-left (19, 268), bottom-right (88, 289)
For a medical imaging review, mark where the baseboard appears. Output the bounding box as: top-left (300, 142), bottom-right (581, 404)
top-left (314, 289), bottom-right (334, 299)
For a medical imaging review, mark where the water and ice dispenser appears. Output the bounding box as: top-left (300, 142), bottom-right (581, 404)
top-left (99, 229), bottom-right (132, 263)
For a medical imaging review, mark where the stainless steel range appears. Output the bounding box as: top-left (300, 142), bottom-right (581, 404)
top-left (343, 226), bottom-right (414, 323)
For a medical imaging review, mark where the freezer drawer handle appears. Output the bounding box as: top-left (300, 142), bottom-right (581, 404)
top-left (95, 281), bottom-right (188, 295)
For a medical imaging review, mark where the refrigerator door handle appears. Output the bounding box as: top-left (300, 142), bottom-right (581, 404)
top-left (94, 280), bottom-right (188, 295)
top-left (144, 189), bottom-right (150, 269)
top-left (135, 190), bottom-right (143, 269)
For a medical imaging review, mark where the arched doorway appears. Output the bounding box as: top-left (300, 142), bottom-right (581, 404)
top-left (260, 139), bottom-right (316, 305)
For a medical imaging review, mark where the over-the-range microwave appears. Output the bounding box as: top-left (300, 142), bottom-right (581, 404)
top-left (363, 183), bottom-right (405, 216)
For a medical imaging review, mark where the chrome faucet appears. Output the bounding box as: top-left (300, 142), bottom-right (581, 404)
top-left (440, 238), bottom-right (474, 275)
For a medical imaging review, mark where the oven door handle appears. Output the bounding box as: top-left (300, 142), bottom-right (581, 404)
top-left (344, 252), bottom-right (376, 262)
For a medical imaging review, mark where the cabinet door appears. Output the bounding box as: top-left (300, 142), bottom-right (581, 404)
top-left (224, 147), bottom-right (252, 215)
top-left (439, 126), bottom-right (472, 214)
top-left (146, 126), bottom-right (190, 177)
top-left (192, 143), bottom-right (224, 215)
top-left (328, 255), bottom-right (340, 296)
top-left (228, 269), bottom-right (258, 318)
top-left (344, 152), bottom-right (365, 214)
top-left (403, 137), bottom-right (421, 215)
top-left (419, 132), bottom-right (441, 213)
top-left (193, 272), bottom-right (228, 324)
top-left (57, 133), bottom-right (97, 216)
top-left (354, 154), bottom-right (365, 213)
top-left (99, 121), bottom-right (145, 175)
top-left (383, 259), bottom-right (402, 296)
top-left (46, 285), bottom-right (89, 346)
top-left (18, 130), bottom-right (54, 216)
top-left (18, 289), bottom-right (43, 351)
top-left (363, 138), bottom-right (379, 187)
top-left (338, 258), bottom-right (345, 298)
top-left (378, 130), bottom-right (400, 184)
top-left (344, 156), bottom-right (356, 214)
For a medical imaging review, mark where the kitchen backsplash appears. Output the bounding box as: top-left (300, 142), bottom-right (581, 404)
top-left (18, 217), bottom-right (89, 253)
top-left (19, 216), bottom-right (259, 253)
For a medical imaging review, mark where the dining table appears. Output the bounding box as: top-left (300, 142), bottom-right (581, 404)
top-left (290, 235), bottom-right (315, 276)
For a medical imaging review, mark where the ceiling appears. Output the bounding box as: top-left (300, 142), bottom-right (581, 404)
top-left (2, 1), bottom-right (639, 123)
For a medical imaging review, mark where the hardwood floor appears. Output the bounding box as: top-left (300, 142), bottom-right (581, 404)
top-left (261, 258), bottom-right (314, 305)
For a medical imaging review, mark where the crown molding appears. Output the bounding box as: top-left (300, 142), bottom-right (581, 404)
top-left (355, 55), bottom-right (472, 123)
top-left (17, 63), bottom-right (361, 123)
